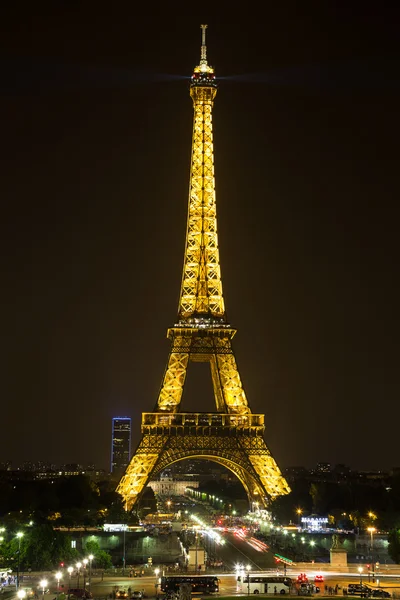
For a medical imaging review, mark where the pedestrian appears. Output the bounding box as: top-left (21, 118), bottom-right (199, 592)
top-left (335, 585), bottom-right (339, 595)
top-left (274, 586), bottom-right (277, 595)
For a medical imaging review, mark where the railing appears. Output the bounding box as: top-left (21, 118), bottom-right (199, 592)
top-left (141, 412), bottom-right (264, 428)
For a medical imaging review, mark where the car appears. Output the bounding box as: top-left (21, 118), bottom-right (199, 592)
top-left (370, 591), bottom-right (391, 598)
top-left (348, 584), bottom-right (371, 597)
top-left (116, 591), bottom-right (129, 599)
top-left (131, 593), bottom-right (146, 599)
top-left (297, 574), bottom-right (309, 583)
top-left (314, 575), bottom-right (324, 584)
top-left (68, 590), bottom-right (93, 599)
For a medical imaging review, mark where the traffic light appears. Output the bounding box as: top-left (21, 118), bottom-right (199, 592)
top-left (60, 563), bottom-right (64, 567)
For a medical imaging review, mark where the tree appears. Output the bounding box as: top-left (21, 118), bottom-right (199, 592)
top-left (138, 488), bottom-right (157, 518)
top-left (84, 540), bottom-right (112, 569)
top-left (388, 529), bottom-right (400, 564)
top-left (0, 525), bottom-right (79, 571)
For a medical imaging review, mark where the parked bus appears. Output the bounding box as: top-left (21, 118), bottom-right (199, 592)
top-left (243, 576), bottom-right (292, 595)
top-left (160, 576), bottom-right (219, 594)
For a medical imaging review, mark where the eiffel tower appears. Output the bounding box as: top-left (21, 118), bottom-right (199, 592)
top-left (117, 25), bottom-right (290, 510)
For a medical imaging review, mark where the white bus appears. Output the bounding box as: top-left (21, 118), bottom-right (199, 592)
top-left (246, 576), bottom-right (292, 595)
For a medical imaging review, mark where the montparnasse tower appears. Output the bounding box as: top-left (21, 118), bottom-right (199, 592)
top-left (117, 26), bottom-right (290, 511)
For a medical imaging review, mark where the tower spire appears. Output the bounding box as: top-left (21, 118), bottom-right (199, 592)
top-left (200, 24), bottom-right (208, 65)
top-left (179, 25), bottom-right (220, 321)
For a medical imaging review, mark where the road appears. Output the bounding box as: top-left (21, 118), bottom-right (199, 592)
top-left (7, 567), bottom-right (400, 600)
top-left (88, 571), bottom-right (400, 598)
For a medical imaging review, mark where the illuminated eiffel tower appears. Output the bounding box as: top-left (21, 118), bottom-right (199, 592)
top-left (117, 25), bottom-right (290, 510)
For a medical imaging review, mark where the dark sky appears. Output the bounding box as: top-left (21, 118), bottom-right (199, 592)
top-left (1, 5), bottom-right (399, 472)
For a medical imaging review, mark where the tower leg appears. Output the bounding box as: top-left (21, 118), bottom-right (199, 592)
top-left (156, 350), bottom-right (189, 412)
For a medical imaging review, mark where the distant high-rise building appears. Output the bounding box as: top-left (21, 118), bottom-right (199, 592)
top-left (111, 417), bottom-right (131, 474)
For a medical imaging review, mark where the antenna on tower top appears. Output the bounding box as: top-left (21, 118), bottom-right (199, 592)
top-left (200, 24), bottom-right (208, 65)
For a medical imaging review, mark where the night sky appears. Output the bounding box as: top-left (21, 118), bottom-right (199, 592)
top-left (1, 5), bottom-right (399, 472)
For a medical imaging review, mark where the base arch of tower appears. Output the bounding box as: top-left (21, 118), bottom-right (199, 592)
top-left (150, 452), bottom-right (266, 509)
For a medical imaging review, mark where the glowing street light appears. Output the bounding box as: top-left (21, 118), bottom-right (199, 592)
top-left (367, 527), bottom-right (377, 552)
top-left (76, 563), bottom-right (82, 588)
top-left (154, 568), bottom-right (160, 597)
top-left (17, 590), bottom-right (27, 600)
top-left (88, 555), bottom-right (94, 594)
top-left (82, 559), bottom-right (88, 589)
top-left (40, 579), bottom-right (48, 600)
top-left (67, 566), bottom-right (73, 599)
top-left (358, 567), bottom-right (363, 586)
top-left (16, 532), bottom-right (24, 589)
top-left (55, 572), bottom-right (62, 596)
top-left (246, 565), bottom-right (251, 596)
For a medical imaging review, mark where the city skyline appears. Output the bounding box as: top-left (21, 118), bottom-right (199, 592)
top-left (1, 8), bottom-right (399, 470)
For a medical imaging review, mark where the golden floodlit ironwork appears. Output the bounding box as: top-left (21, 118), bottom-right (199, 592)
top-left (117, 25), bottom-right (290, 510)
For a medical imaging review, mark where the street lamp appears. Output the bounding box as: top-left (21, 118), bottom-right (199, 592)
top-left (296, 508), bottom-right (303, 526)
top-left (76, 563), bottom-right (82, 588)
top-left (367, 527), bottom-right (376, 552)
top-left (122, 525), bottom-right (126, 575)
top-left (246, 565), bottom-right (251, 595)
top-left (358, 567), bottom-right (363, 586)
top-left (16, 531), bottom-right (24, 589)
top-left (17, 590), bottom-right (27, 600)
top-left (40, 579), bottom-right (48, 600)
top-left (82, 559), bottom-right (88, 589)
top-left (55, 572), bottom-right (62, 596)
top-left (154, 568), bottom-right (160, 598)
top-left (67, 567), bottom-right (73, 599)
top-left (88, 555), bottom-right (94, 594)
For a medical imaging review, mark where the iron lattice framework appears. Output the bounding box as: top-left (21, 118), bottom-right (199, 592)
top-left (117, 25), bottom-right (290, 510)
